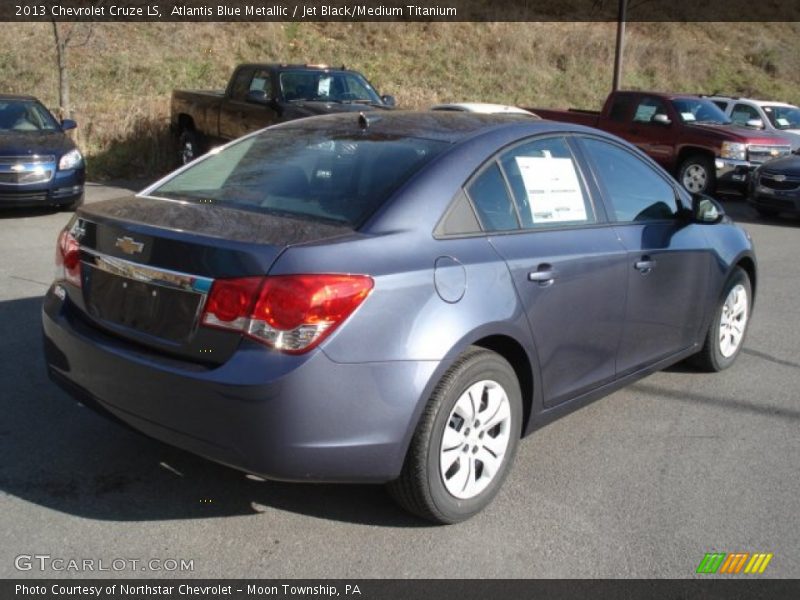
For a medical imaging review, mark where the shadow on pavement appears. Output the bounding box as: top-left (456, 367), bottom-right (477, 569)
top-left (0, 296), bottom-right (427, 528)
top-left (716, 193), bottom-right (800, 228)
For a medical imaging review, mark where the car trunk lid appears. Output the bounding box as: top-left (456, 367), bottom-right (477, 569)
top-left (69, 195), bottom-right (353, 364)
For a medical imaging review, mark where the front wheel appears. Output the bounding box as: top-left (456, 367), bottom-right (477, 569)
top-left (678, 154), bottom-right (716, 195)
top-left (690, 268), bottom-right (752, 372)
top-left (387, 347), bottom-right (522, 524)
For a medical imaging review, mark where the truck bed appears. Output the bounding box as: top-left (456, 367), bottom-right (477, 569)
top-left (526, 107), bottom-right (601, 128)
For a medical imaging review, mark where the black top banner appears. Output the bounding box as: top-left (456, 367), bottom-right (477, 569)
top-left (3, 0), bottom-right (800, 22)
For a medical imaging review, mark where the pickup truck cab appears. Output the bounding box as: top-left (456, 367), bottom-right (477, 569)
top-left (172, 63), bottom-right (396, 163)
top-left (530, 91), bottom-right (792, 195)
top-left (708, 96), bottom-right (800, 153)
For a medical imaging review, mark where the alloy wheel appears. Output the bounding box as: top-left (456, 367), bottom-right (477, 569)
top-left (719, 283), bottom-right (748, 358)
top-left (439, 380), bottom-right (512, 500)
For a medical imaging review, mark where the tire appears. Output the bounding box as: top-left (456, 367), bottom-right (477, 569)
top-left (690, 268), bottom-right (752, 372)
top-left (755, 206), bottom-right (779, 218)
top-left (178, 129), bottom-right (202, 165)
top-left (678, 154), bottom-right (716, 195)
top-left (387, 347), bottom-right (523, 524)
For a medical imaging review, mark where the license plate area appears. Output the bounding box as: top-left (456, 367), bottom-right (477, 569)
top-left (84, 264), bottom-right (204, 344)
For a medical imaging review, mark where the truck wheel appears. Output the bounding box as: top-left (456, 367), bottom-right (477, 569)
top-left (678, 154), bottom-right (715, 195)
top-left (178, 130), bottom-right (202, 165)
top-left (387, 347), bottom-right (522, 524)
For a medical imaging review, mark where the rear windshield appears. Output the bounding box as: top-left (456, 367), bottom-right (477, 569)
top-left (153, 128), bottom-right (449, 226)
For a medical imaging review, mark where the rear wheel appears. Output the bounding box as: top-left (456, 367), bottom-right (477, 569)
top-left (678, 154), bottom-right (715, 195)
top-left (690, 268), bottom-right (752, 372)
top-left (387, 347), bottom-right (522, 524)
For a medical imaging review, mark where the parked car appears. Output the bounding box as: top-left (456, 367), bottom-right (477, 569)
top-left (172, 63), bottom-right (396, 164)
top-left (708, 96), bottom-right (800, 152)
top-left (0, 94), bottom-right (84, 210)
top-left (749, 154), bottom-right (800, 218)
top-left (43, 112), bottom-right (756, 523)
top-left (432, 102), bottom-right (539, 116)
top-left (529, 90), bottom-right (792, 195)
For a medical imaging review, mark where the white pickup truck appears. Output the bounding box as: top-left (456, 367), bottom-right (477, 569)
top-left (708, 96), bottom-right (800, 152)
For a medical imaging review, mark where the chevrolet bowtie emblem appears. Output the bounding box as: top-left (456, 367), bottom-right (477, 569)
top-left (115, 236), bottom-right (144, 255)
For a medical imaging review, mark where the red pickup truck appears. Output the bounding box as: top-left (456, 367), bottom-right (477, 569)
top-left (529, 91), bottom-right (792, 195)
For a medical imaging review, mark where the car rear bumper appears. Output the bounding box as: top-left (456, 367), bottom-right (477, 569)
top-left (0, 168), bottom-right (84, 207)
top-left (42, 285), bottom-right (438, 483)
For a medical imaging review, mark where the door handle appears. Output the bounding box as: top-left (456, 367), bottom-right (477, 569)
top-left (634, 257), bottom-right (656, 274)
top-left (528, 265), bottom-right (556, 286)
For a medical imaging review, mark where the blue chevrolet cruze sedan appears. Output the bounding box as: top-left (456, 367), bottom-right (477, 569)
top-left (43, 112), bottom-right (756, 523)
top-left (0, 95), bottom-right (85, 210)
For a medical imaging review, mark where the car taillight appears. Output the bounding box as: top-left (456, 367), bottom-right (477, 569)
top-left (55, 229), bottom-right (81, 288)
top-left (201, 274), bottom-right (373, 354)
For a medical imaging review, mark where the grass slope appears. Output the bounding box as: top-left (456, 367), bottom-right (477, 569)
top-left (1, 22), bottom-right (799, 180)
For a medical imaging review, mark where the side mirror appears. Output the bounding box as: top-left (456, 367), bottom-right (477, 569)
top-left (652, 113), bottom-right (672, 126)
top-left (692, 194), bottom-right (725, 224)
top-left (246, 90), bottom-right (271, 106)
top-left (61, 119), bottom-right (77, 131)
top-left (381, 94), bottom-right (397, 108)
top-left (745, 118), bottom-right (764, 129)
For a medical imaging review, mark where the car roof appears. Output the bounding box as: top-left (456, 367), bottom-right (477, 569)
top-left (236, 63), bottom-right (357, 74)
top-left (431, 103), bottom-right (538, 116)
top-left (0, 94), bottom-right (39, 101)
top-left (273, 110), bottom-right (573, 143)
top-left (706, 96), bottom-right (798, 108)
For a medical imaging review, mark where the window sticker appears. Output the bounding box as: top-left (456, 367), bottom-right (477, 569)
top-left (634, 105), bottom-right (657, 122)
top-left (515, 156), bottom-right (587, 223)
top-left (776, 117), bottom-right (790, 127)
top-left (318, 76), bottom-right (332, 96)
top-left (681, 112), bottom-right (696, 122)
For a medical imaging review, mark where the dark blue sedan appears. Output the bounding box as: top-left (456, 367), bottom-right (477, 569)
top-left (0, 95), bottom-right (85, 210)
top-left (42, 112), bottom-right (756, 523)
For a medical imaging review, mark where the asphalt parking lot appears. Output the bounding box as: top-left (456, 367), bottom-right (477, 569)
top-left (0, 184), bottom-right (798, 579)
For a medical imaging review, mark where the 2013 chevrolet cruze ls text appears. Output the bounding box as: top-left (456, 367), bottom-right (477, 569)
top-left (43, 113), bottom-right (756, 523)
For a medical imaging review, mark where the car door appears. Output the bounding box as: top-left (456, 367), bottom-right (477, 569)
top-left (578, 136), bottom-right (711, 375)
top-left (473, 136), bottom-right (629, 407)
top-left (219, 67), bottom-right (279, 140)
top-left (625, 96), bottom-right (677, 169)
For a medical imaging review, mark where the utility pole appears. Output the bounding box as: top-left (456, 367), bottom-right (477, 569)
top-left (612, 0), bottom-right (627, 91)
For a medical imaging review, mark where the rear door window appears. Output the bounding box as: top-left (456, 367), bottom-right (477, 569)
top-left (229, 68), bottom-right (255, 102)
top-left (609, 94), bottom-right (633, 122)
top-left (499, 137), bottom-right (596, 228)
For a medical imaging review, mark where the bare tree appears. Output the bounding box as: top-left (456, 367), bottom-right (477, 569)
top-left (50, 17), bottom-right (98, 119)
